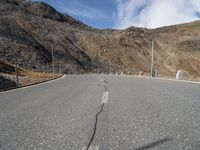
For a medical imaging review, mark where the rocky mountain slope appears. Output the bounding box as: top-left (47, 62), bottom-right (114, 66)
top-left (0, 0), bottom-right (200, 79)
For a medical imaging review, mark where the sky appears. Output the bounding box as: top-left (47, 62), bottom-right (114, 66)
top-left (34, 0), bottom-right (200, 29)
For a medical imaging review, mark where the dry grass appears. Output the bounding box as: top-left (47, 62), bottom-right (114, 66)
top-left (1, 72), bottom-right (62, 88)
top-left (0, 60), bottom-right (62, 88)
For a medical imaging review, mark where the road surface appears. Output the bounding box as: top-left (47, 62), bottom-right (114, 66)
top-left (0, 75), bottom-right (200, 150)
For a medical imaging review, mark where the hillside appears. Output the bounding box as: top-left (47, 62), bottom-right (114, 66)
top-left (0, 0), bottom-right (200, 80)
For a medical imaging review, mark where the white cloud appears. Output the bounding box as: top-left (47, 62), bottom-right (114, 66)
top-left (114, 0), bottom-right (200, 29)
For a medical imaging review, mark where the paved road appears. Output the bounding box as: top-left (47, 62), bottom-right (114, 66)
top-left (0, 75), bottom-right (200, 150)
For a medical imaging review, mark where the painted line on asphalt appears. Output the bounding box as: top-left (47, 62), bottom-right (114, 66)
top-left (82, 146), bottom-right (99, 150)
top-left (136, 76), bottom-right (200, 85)
top-left (101, 91), bottom-right (109, 104)
top-left (116, 74), bottom-right (200, 85)
top-left (101, 78), bottom-right (109, 104)
top-left (0, 74), bottom-right (66, 94)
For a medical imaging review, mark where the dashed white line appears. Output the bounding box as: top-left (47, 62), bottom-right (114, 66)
top-left (82, 146), bottom-right (99, 150)
top-left (102, 91), bottom-right (109, 104)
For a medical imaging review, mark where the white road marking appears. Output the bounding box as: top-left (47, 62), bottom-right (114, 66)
top-left (119, 74), bottom-right (200, 85)
top-left (0, 74), bottom-right (66, 94)
top-left (82, 146), bottom-right (99, 150)
top-left (102, 91), bottom-right (109, 104)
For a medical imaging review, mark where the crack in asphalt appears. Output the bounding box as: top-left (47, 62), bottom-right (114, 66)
top-left (86, 103), bottom-right (104, 150)
top-left (86, 79), bottom-right (109, 150)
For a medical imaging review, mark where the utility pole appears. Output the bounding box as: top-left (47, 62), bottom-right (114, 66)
top-left (151, 39), bottom-right (154, 77)
top-left (109, 60), bottom-right (111, 74)
top-left (51, 44), bottom-right (55, 78)
top-left (15, 61), bottom-right (19, 87)
top-left (59, 63), bottom-right (62, 74)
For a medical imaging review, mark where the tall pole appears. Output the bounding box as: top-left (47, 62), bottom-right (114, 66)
top-left (15, 62), bottom-right (19, 87)
top-left (109, 60), bottom-right (111, 74)
top-left (151, 39), bottom-right (154, 77)
top-left (51, 45), bottom-right (55, 78)
top-left (59, 63), bottom-right (61, 74)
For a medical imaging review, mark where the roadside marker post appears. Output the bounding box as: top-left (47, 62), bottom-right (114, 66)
top-left (15, 62), bottom-right (19, 87)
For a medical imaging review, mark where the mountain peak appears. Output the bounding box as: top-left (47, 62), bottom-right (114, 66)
top-left (19, 1), bottom-right (91, 28)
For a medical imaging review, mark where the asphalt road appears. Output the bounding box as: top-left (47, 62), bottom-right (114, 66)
top-left (0, 75), bottom-right (200, 150)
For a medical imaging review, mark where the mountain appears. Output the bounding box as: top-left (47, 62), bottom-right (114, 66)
top-left (0, 0), bottom-right (200, 79)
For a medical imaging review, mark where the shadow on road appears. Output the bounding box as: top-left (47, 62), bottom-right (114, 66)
top-left (135, 137), bottom-right (173, 150)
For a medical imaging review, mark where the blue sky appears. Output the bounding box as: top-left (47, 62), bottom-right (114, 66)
top-left (34, 0), bottom-right (200, 29)
top-left (34, 0), bottom-right (117, 29)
